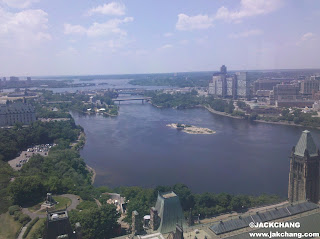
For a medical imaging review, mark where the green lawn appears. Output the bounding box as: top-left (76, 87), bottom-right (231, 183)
top-left (0, 213), bottom-right (22, 239)
top-left (52, 196), bottom-right (72, 211)
top-left (28, 195), bottom-right (72, 214)
top-left (26, 218), bottom-right (45, 239)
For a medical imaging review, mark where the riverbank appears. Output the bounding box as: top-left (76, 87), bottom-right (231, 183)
top-left (73, 132), bottom-right (96, 184)
top-left (201, 105), bottom-right (320, 129)
top-left (86, 165), bottom-right (96, 184)
top-left (202, 105), bottom-right (243, 119)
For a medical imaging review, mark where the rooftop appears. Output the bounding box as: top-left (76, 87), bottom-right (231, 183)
top-left (161, 192), bottom-right (177, 199)
top-left (47, 210), bottom-right (68, 222)
top-left (294, 130), bottom-right (318, 157)
top-left (209, 201), bottom-right (318, 235)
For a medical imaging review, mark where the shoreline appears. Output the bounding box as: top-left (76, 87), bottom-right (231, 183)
top-left (200, 105), bottom-right (320, 130)
top-left (86, 165), bottom-right (96, 184)
top-left (150, 101), bottom-right (320, 129)
top-left (167, 123), bottom-right (216, 134)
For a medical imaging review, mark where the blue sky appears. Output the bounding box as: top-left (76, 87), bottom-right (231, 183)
top-left (0, 0), bottom-right (319, 76)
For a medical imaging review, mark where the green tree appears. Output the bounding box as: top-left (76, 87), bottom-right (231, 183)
top-left (69, 204), bottom-right (120, 239)
top-left (9, 176), bottom-right (45, 205)
top-left (172, 184), bottom-right (195, 211)
top-left (249, 113), bottom-right (258, 121)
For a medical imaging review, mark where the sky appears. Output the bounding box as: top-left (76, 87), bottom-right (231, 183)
top-left (0, 0), bottom-right (319, 76)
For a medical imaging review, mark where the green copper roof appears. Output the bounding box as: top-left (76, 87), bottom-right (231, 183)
top-left (155, 191), bottom-right (185, 234)
top-left (294, 130), bottom-right (318, 157)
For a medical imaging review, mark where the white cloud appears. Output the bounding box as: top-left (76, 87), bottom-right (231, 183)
top-left (179, 39), bottom-right (189, 45)
top-left (0, 0), bottom-right (39, 9)
top-left (87, 2), bottom-right (126, 16)
top-left (176, 14), bottom-right (214, 31)
top-left (0, 8), bottom-right (51, 45)
top-left (159, 44), bottom-right (173, 49)
top-left (215, 0), bottom-right (282, 23)
top-left (164, 32), bottom-right (173, 37)
top-left (64, 24), bottom-right (86, 35)
top-left (301, 32), bottom-right (315, 41)
top-left (296, 32), bottom-right (316, 45)
top-left (229, 29), bottom-right (263, 38)
top-left (64, 17), bottom-right (134, 38)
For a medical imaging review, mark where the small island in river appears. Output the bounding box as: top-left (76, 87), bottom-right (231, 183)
top-left (167, 123), bottom-right (216, 134)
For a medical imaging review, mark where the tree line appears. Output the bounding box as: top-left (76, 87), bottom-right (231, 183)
top-left (0, 120), bottom-right (81, 162)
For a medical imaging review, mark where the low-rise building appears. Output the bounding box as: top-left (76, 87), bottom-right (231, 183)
top-left (268, 83), bottom-right (313, 107)
top-left (0, 103), bottom-right (36, 127)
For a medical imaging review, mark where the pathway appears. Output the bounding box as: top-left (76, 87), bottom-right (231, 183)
top-left (18, 194), bottom-right (80, 239)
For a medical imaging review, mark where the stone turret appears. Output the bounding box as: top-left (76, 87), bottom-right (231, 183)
top-left (132, 210), bottom-right (140, 235)
top-left (288, 130), bottom-right (320, 203)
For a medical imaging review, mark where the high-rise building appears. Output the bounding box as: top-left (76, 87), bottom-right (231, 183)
top-left (236, 72), bottom-right (249, 99)
top-left (208, 65), bottom-right (228, 98)
top-left (288, 130), bottom-right (320, 203)
top-left (209, 74), bottom-right (226, 97)
top-left (9, 76), bottom-right (19, 81)
top-left (300, 79), bottom-right (319, 95)
top-left (209, 66), bottom-right (249, 99)
top-left (220, 65), bottom-right (227, 74)
top-left (226, 77), bottom-right (234, 97)
top-left (208, 82), bottom-right (215, 95)
top-left (310, 75), bottom-right (320, 81)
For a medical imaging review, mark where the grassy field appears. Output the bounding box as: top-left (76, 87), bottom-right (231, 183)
top-left (0, 213), bottom-right (22, 239)
top-left (26, 218), bottom-right (45, 239)
top-left (28, 195), bottom-right (72, 214)
top-left (52, 196), bottom-right (72, 211)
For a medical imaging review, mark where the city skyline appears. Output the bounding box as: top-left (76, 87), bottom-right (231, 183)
top-left (0, 0), bottom-right (320, 76)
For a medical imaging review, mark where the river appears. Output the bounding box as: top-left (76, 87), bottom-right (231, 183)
top-left (72, 101), bottom-right (320, 197)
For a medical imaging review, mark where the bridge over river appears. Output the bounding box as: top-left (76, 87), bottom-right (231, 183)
top-left (112, 97), bottom-right (151, 104)
top-left (114, 88), bottom-right (146, 95)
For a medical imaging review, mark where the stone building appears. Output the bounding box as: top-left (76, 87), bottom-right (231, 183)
top-left (132, 210), bottom-right (141, 235)
top-left (0, 103), bottom-right (36, 126)
top-left (44, 210), bottom-right (79, 239)
top-left (288, 130), bottom-right (320, 203)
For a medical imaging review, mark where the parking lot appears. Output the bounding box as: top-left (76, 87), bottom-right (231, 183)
top-left (8, 144), bottom-right (56, 170)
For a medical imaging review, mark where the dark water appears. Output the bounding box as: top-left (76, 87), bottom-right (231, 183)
top-left (72, 103), bottom-right (320, 197)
